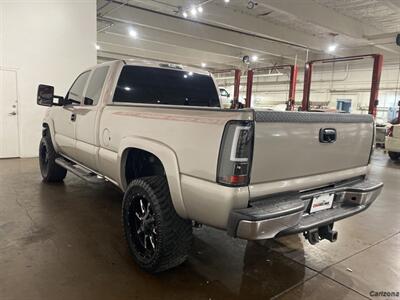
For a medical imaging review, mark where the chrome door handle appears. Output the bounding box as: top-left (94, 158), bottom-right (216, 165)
top-left (8, 111), bottom-right (17, 116)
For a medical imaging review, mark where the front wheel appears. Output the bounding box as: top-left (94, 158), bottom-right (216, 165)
top-left (122, 176), bottom-right (192, 273)
top-left (39, 134), bottom-right (67, 182)
top-left (388, 151), bottom-right (400, 161)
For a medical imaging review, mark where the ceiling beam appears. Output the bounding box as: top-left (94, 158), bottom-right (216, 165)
top-left (97, 31), bottom-right (239, 66)
top-left (96, 39), bottom-right (237, 69)
top-left (98, 2), bottom-right (312, 61)
top-left (258, 0), bottom-right (400, 56)
top-left (258, 0), bottom-right (381, 38)
top-left (194, 2), bottom-right (327, 51)
top-left (98, 22), bottom-right (244, 60)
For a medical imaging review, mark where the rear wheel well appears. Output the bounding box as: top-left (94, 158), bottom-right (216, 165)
top-left (123, 148), bottom-right (165, 185)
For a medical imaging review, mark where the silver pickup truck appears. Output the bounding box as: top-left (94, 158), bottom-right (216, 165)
top-left (37, 60), bottom-right (383, 273)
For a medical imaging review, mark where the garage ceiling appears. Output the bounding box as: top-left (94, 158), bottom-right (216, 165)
top-left (96, 0), bottom-right (400, 70)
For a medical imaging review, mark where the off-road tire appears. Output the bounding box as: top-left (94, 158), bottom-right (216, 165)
top-left (39, 133), bottom-right (67, 182)
top-left (122, 176), bottom-right (192, 273)
top-left (388, 151), bottom-right (400, 161)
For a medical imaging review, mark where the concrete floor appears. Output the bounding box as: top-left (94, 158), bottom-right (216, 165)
top-left (0, 150), bottom-right (399, 300)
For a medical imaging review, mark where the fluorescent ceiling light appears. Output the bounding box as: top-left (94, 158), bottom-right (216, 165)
top-left (190, 7), bottom-right (197, 16)
top-left (327, 43), bottom-right (338, 52)
top-left (251, 55), bottom-right (258, 61)
top-left (129, 29), bottom-right (138, 38)
top-left (183, 11), bottom-right (188, 18)
top-left (201, 62), bottom-right (207, 68)
top-left (197, 6), bottom-right (203, 13)
top-left (95, 44), bottom-right (100, 50)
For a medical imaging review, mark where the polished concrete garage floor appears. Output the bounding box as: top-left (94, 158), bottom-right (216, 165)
top-left (0, 150), bottom-right (399, 300)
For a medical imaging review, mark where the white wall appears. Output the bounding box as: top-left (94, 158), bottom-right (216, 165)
top-left (0, 0), bottom-right (96, 157)
top-left (216, 62), bottom-right (400, 121)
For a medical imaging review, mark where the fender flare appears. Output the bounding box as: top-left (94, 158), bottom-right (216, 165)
top-left (118, 136), bottom-right (188, 219)
top-left (42, 117), bottom-right (59, 152)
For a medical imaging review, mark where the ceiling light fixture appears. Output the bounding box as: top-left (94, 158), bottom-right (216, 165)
top-left (224, 0), bottom-right (230, 3)
top-left (251, 55), bottom-right (258, 62)
top-left (197, 6), bottom-right (203, 13)
top-left (182, 11), bottom-right (188, 18)
top-left (190, 6), bottom-right (197, 16)
top-left (129, 29), bottom-right (138, 38)
top-left (201, 62), bottom-right (207, 68)
top-left (327, 43), bottom-right (337, 53)
top-left (95, 44), bottom-right (100, 50)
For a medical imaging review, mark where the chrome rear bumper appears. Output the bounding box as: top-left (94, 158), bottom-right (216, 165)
top-left (227, 178), bottom-right (383, 240)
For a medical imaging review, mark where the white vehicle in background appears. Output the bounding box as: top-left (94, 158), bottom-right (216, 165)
top-left (219, 88), bottom-right (231, 108)
top-left (386, 124), bottom-right (400, 161)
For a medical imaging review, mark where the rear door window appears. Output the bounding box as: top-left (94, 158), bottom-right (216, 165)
top-left (113, 66), bottom-right (220, 107)
top-left (84, 66), bottom-right (109, 106)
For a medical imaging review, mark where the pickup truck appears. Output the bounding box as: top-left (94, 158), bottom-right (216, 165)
top-left (37, 60), bottom-right (383, 273)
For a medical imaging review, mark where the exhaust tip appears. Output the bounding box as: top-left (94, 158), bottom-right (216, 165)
top-left (331, 230), bottom-right (338, 242)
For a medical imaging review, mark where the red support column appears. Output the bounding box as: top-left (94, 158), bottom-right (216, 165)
top-left (287, 65), bottom-right (298, 111)
top-left (245, 70), bottom-right (254, 108)
top-left (302, 62), bottom-right (313, 111)
top-left (233, 69), bottom-right (241, 106)
top-left (369, 54), bottom-right (383, 117)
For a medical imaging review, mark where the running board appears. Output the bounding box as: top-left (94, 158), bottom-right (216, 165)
top-left (55, 157), bottom-right (104, 184)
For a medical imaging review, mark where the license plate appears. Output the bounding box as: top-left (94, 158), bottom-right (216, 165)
top-left (310, 193), bottom-right (334, 213)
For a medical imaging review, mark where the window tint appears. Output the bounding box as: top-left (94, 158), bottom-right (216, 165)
top-left (67, 71), bottom-right (90, 104)
top-left (113, 66), bottom-right (220, 107)
top-left (84, 66), bottom-right (109, 106)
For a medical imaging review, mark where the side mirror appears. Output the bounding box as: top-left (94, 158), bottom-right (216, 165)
top-left (37, 84), bottom-right (64, 106)
top-left (84, 97), bottom-right (94, 106)
top-left (37, 84), bottom-right (54, 106)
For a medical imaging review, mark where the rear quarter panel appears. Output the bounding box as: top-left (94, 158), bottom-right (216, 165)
top-left (99, 105), bottom-right (252, 182)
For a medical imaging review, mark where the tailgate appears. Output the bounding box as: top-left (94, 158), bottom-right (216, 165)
top-left (250, 111), bottom-right (374, 184)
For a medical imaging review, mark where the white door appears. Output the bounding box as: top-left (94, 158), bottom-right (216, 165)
top-left (0, 69), bottom-right (19, 158)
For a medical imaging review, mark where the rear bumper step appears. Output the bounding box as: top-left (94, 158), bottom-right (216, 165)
top-left (227, 178), bottom-right (383, 240)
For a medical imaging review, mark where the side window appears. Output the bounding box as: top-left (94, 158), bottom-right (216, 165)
top-left (66, 71), bottom-right (90, 104)
top-left (84, 66), bottom-right (109, 106)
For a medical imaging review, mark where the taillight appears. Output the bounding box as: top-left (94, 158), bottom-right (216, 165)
top-left (217, 121), bottom-right (254, 187)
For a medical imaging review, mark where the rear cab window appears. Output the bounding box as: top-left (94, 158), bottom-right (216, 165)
top-left (113, 66), bottom-right (220, 107)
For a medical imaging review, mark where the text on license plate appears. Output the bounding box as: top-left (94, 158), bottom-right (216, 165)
top-left (310, 193), bottom-right (335, 213)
